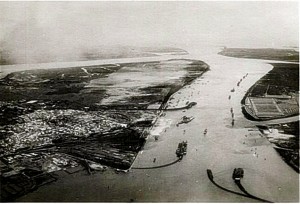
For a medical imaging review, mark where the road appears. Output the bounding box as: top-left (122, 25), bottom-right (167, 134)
top-left (17, 47), bottom-right (299, 202)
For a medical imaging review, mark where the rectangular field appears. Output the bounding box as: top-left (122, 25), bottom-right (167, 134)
top-left (249, 97), bottom-right (284, 118)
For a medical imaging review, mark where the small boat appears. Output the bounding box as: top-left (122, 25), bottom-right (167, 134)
top-left (187, 102), bottom-right (197, 109)
top-left (177, 116), bottom-right (194, 126)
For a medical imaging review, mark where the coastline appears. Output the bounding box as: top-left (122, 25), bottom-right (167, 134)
top-left (0, 54), bottom-right (187, 79)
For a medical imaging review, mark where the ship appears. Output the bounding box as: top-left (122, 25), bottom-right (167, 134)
top-left (176, 141), bottom-right (187, 157)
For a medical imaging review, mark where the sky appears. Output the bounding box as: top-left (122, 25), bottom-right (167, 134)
top-left (0, 1), bottom-right (298, 63)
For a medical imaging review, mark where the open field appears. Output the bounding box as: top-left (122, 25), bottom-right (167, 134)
top-left (246, 97), bottom-right (284, 118)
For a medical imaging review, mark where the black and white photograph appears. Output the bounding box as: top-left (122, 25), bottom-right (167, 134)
top-left (0, 1), bottom-right (299, 202)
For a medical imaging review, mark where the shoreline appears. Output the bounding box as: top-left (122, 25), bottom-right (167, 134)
top-left (224, 51), bottom-right (299, 174)
top-left (218, 47), bottom-right (299, 62)
top-left (0, 53), bottom-right (189, 79)
top-left (130, 64), bottom-right (209, 170)
top-left (240, 63), bottom-right (299, 122)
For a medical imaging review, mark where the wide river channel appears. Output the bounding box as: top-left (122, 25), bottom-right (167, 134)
top-left (3, 46), bottom-right (298, 202)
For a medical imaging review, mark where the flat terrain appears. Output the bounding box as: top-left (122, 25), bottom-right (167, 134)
top-left (0, 46), bottom-right (188, 65)
top-left (219, 48), bottom-right (299, 62)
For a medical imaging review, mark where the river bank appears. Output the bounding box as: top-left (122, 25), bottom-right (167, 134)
top-left (220, 48), bottom-right (299, 173)
top-left (16, 48), bottom-right (299, 202)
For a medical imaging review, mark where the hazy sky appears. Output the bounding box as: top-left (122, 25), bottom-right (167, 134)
top-left (0, 1), bottom-right (298, 62)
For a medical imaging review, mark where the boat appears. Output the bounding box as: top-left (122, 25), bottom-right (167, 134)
top-left (232, 168), bottom-right (244, 181)
top-left (177, 116), bottom-right (194, 126)
top-left (187, 102), bottom-right (197, 109)
top-left (176, 141), bottom-right (187, 157)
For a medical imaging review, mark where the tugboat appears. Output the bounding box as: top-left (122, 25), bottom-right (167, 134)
top-left (176, 141), bottom-right (188, 158)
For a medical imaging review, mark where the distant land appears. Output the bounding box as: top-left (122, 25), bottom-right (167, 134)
top-left (0, 46), bottom-right (188, 65)
top-left (218, 47), bottom-right (299, 62)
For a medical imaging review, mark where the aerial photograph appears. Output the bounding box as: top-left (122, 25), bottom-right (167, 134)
top-left (0, 1), bottom-right (299, 202)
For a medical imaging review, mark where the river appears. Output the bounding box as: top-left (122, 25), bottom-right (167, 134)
top-left (15, 47), bottom-right (299, 202)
